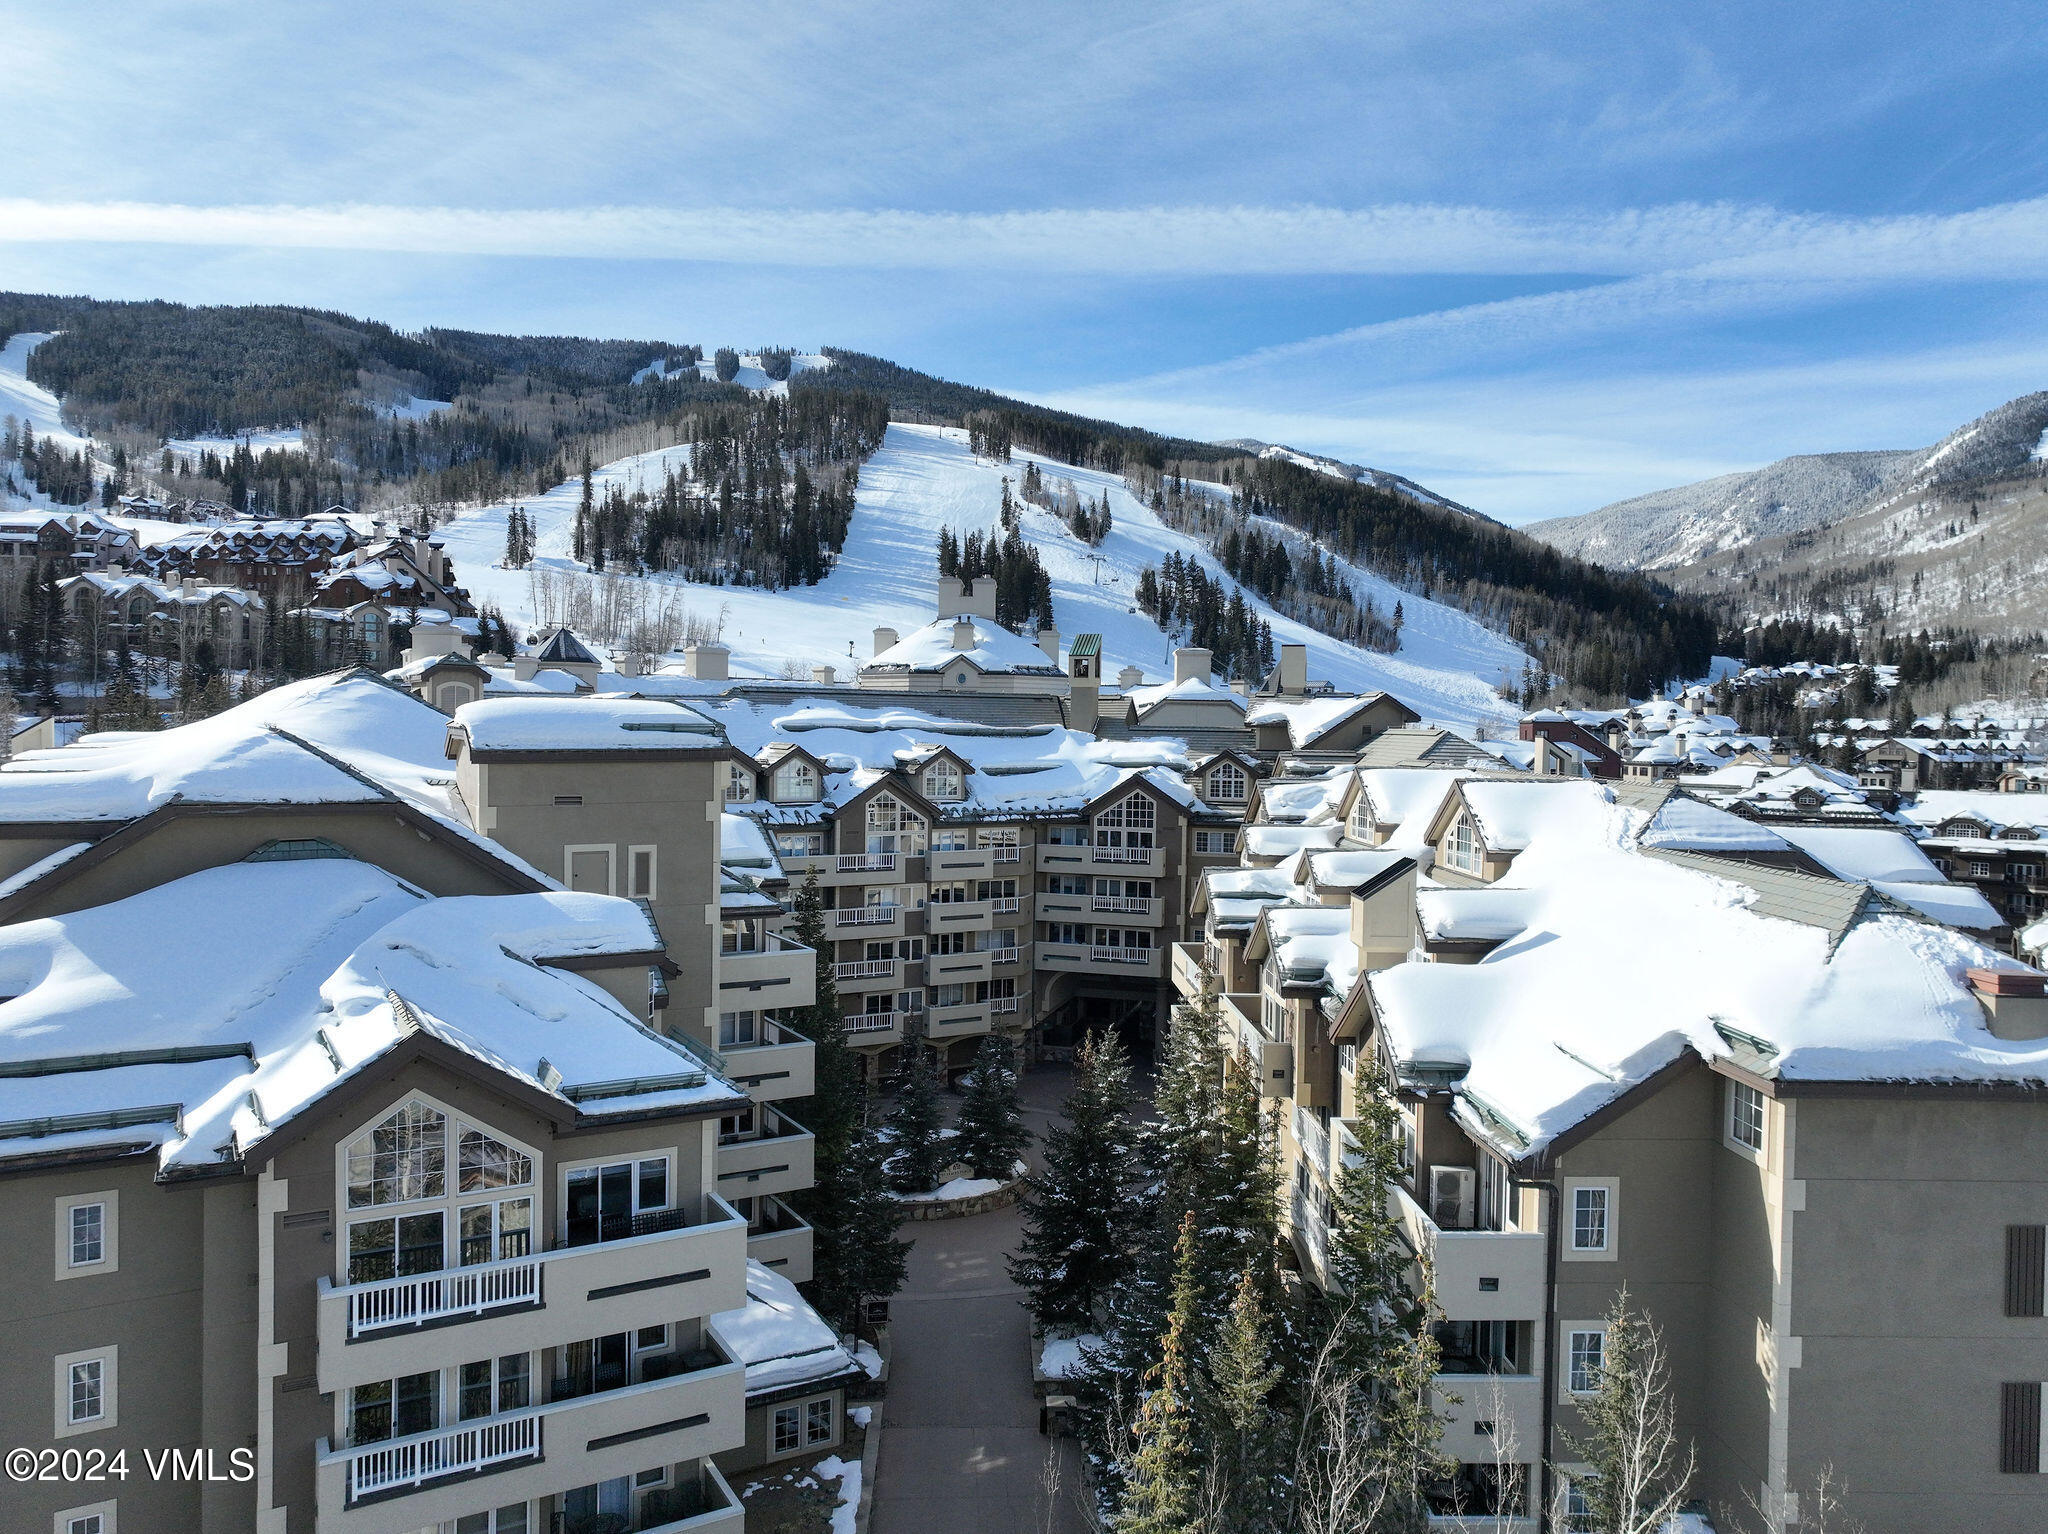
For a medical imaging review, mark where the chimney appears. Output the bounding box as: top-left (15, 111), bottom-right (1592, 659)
top-left (1117, 664), bottom-right (1145, 689)
top-left (1971, 968), bottom-right (2048, 1040)
top-left (951, 619), bottom-right (977, 651)
top-left (1037, 627), bottom-right (1060, 663)
top-left (615, 652), bottom-right (642, 678)
top-left (684, 642), bottom-right (730, 680)
top-left (1172, 647), bottom-right (1211, 686)
top-left (1278, 644), bottom-right (1307, 696)
top-left (936, 574), bottom-right (964, 614)
top-left (963, 577), bottom-right (999, 621)
top-left (512, 655), bottom-right (539, 682)
top-left (872, 626), bottom-right (899, 657)
top-left (1067, 650), bottom-right (1100, 734)
top-left (811, 664), bottom-right (837, 686)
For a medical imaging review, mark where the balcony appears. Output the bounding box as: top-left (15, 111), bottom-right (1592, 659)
top-left (1091, 893), bottom-right (1155, 916)
top-left (990, 996), bottom-right (1021, 1015)
top-left (1170, 940), bottom-right (1208, 1001)
top-left (1430, 1370), bottom-right (1542, 1470)
top-left (1390, 1183), bottom-right (1546, 1321)
top-left (779, 853), bottom-right (904, 889)
top-left (1035, 843), bottom-right (1091, 875)
top-left (715, 1104), bottom-right (816, 1200)
top-left (1293, 1102), bottom-right (1330, 1183)
top-left (928, 948), bottom-right (994, 985)
top-left (928, 845), bottom-right (996, 880)
top-left (1089, 843), bottom-right (1165, 875)
top-left (844, 1009), bottom-right (907, 1044)
top-left (833, 957), bottom-right (899, 987)
top-left (832, 903), bottom-right (904, 940)
top-left (720, 1016), bottom-right (816, 1103)
top-left (716, 932), bottom-right (816, 1009)
top-left (1034, 891), bottom-right (1090, 922)
top-left (838, 851), bottom-right (897, 874)
top-left (314, 1346), bottom-right (745, 1529)
top-left (927, 897), bottom-right (994, 932)
top-left (927, 1003), bottom-right (994, 1038)
top-left (317, 1197), bottom-right (749, 1394)
top-left (1291, 1182), bottom-right (1331, 1285)
top-left (1221, 993), bottom-right (1292, 1097)
top-left (746, 1196), bottom-right (814, 1283)
top-left (1035, 941), bottom-right (1163, 979)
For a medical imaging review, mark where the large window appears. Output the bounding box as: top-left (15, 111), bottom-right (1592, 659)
top-left (772, 1395), bottom-right (839, 1456)
top-left (1093, 795), bottom-right (1156, 852)
top-left (1208, 762), bottom-right (1247, 801)
top-left (565, 1156), bottom-right (671, 1245)
top-left (348, 1102), bottom-right (447, 1207)
top-left (866, 793), bottom-right (926, 854)
top-left (344, 1103), bottom-right (535, 1280)
top-left (772, 760), bottom-right (819, 803)
top-left (350, 1371), bottom-right (440, 1445)
top-left (1728, 1080), bottom-right (1767, 1157)
top-left (923, 761), bottom-right (964, 801)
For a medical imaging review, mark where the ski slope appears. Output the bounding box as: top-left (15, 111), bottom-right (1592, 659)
top-left (0, 333), bottom-right (92, 456)
top-left (436, 423), bottom-right (1531, 727)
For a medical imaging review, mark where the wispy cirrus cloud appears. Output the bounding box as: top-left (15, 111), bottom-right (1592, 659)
top-left (8, 196), bottom-right (2048, 281)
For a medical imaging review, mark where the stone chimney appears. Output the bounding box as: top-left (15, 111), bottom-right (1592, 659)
top-left (1278, 643), bottom-right (1308, 696)
top-left (512, 654), bottom-right (539, 682)
top-left (961, 577), bottom-right (999, 621)
top-left (936, 574), bottom-right (964, 614)
top-left (1117, 663), bottom-right (1145, 689)
top-left (951, 619), bottom-right (977, 651)
top-left (684, 642), bottom-right (730, 680)
top-left (1037, 627), bottom-right (1060, 663)
top-left (1172, 647), bottom-right (1212, 686)
top-left (615, 652), bottom-right (643, 678)
top-left (873, 626), bottom-right (899, 657)
top-left (402, 624), bottom-right (465, 666)
top-left (811, 664), bottom-right (837, 686)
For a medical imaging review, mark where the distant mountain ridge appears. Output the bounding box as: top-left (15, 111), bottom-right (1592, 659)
top-left (1210, 438), bottom-right (1488, 520)
top-left (1529, 389), bottom-right (2048, 573)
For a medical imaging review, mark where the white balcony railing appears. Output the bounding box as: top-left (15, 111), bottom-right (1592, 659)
top-left (1090, 946), bottom-right (1155, 965)
top-left (343, 1410), bottom-right (542, 1500)
top-left (834, 905), bottom-right (901, 927)
top-left (837, 852), bottom-right (897, 873)
top-left (833, 959), bottom-right (897, 981)
top-left (1293, 1103), bottom-right (1331, 1183)
top-left (991, 847), bottom-right (1022, 863)
top-left (985, 945), bottom-right (1021, 964)
top-left (989, 896), bottom-right (1021, 913)
top-left (990, 997), bottom-right (1020, 1014)
top-left (346, 1254), bottom-right (541, 1338)
top-left (846, 1011), bottom-right (903, 1033)
top-left (1091, 845), bottom-right (1154, 864)
top-left (1091, 895), bottom-right (1152, 914)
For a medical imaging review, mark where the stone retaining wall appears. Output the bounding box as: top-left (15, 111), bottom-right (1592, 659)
top-left (894, 1173), bottom-right (1026, 1221)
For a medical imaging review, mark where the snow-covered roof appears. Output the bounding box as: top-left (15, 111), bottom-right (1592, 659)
top-left (452, 696), bottom-right (724, 752)
top-left (1633, 794), bottom-right (1792, 854)
top-left (860, 616), bottom-right (1061, 676)
top-left (1775, 826), bottom-right (1944, 885)
top-left (1126, 675), bottom-right (1248, 716)
top-left (1244, 824), bottom-right (1343, 860)
top-left (1199, 866), bottom-right (1301, 932)
top-left (0, 671), bottom-right (468, 828)
top-left (1244, 693), bottom-right (1400, 748)
top-left (1457, 779), bottom-right (1614, 853)
top-left (710, 1259), bottom-right (857, 1396)
top-left (1301, 848), bottom-right (1411, 895)
top-left (0, 859), bottom-right (742, 1172)
top-left (1900, 792), bottom-right (2048, 838)
top-left (1355, 768), bottom-right (1487, 848)
top-left (1257, 771), bottom-right (1350, 824)
top-left (1370, 790), bottom-right (2044, 1159)
top-left (1259, 904), bottom-right (1360, 999)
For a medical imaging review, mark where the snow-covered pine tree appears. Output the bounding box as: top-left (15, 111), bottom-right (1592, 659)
top-left (1114, 1212), bottom-right (1207, 1534)
top-left (952, 1032), bottom-right (1029, 1181)
top-left (1009, 1028), bottom-right (1140, 1330)
top-left (885, 1040), bottom-right (947, 1194)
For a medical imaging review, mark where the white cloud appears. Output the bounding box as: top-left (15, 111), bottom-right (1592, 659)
top-left (7, 195), bottom-right (2048, 281)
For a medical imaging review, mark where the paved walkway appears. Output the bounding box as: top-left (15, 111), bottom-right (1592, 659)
top-left (870, 1066), bottom-right (1093, 1534)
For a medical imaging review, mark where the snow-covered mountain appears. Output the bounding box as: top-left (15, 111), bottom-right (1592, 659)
top-left (435, 423), bottom-right (1534, 729)
top-left (1529, 389), bottom-right (2048, 574)
top-left (1212, 438), bottom-right (1484, 518)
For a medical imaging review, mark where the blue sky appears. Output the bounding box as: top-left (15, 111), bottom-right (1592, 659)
top-left (3, 0), bottom-right (2045, 522)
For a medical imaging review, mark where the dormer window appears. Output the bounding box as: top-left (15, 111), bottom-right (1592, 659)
top-left (923, 761), bottom-right (964, 802)
top-left (725, 764), bottom-right (754, 803)
top-left (1209, 763), bottom-right (1247, 802)
top-left (772, 761), bottom-right (819, 803)
top-left (1443, 811), bottom-right (1482, 875)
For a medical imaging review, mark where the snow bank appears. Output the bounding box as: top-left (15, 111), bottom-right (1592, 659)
top-left (814, 1453), bottom-right (861, 1534)
top-left (1039, 1333), bottom-right (1104, 1380)
top-left (710, 1259), bottom-right (857, 1393)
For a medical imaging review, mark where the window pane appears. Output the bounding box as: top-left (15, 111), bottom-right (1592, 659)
top-left (774, 1405), bottom-right (801, 1452)
top-left (350, 1379), bottom-right (393, 1444)
top-left (498, 1198), bottom-right (532, 1259)
top-left (1573, 1189), bottom-right (1608, 1250)
top-left (806, 1397), bottom-right (834, 1443)
top-left (70, 1203), bottom-right (104, 1265)
top-left (460, 1205), bottom-right (495, 1267)
top-left (394, 1370), bottom-right (439, 1437)
top-left (69, 1360), bottom-right (102, 1422)
top-left (638, 1159), bottom-right (669, 1212)
top-left (498, 1353), bottom-right (530, 1412)
top-left (397, 1212), bottom-right (445, 1275)
top-left (459, 1128), bottom-right (533, 1192)
top-left (459, 1360), bottom-right (492, 1421)
top-left (348, 1219), bottom-right (397, 1285)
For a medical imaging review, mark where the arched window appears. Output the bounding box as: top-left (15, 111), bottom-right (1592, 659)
top-left (458, 1126), bottom-right (533, 1192)
top-left (772, 760), bottom-right (818, 803)
top-left (1209, 762), bottom-right (1246, 802)
top-left (1443, 812), bottom-right (1482, 875)
top-left (923, 760), bottom-right (963, 802)
top-left (346, 1101), bottom-right (447, 1208)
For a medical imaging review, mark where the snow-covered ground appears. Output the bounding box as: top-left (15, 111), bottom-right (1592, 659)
top-left (165, 425), bottom-right (307, 458)
top-left (635, 350), bottom-right (833, 397)
top-left (435, 423), bottom-right (1531, 727)
top-left (0, 333), bottom-right (89, 454)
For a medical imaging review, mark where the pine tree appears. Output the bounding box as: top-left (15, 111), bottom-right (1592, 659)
top-left (885, 1041), bottom-right (947, 1193)
top-left (1205, 1266), bottom-right (1286, 1534)
top-left (807, 1119), bottom-right (912, 1338)
top-left (952, 1032), bottom-right (1029, 1181)
top-left (1009, 1029), bottom-right (1140, 1330)
top-left (1115, 1213), bottom-right (1207, 1534)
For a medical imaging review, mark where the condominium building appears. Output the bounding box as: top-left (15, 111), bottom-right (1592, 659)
top-left (0, 671), bottom-right (837, 1534)
top-left (1182, 770), bottom-right (2048, 1533)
